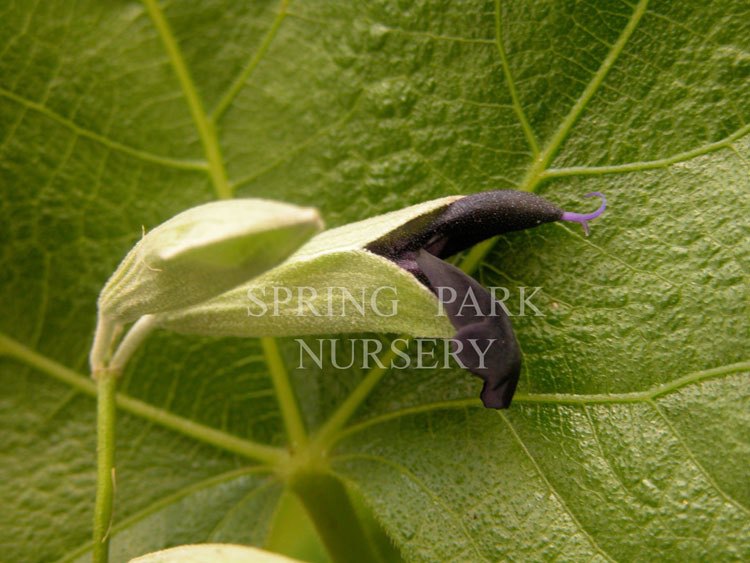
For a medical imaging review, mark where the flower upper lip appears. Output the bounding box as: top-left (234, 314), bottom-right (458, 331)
top-left (365, 189), bottom-right (606, 409)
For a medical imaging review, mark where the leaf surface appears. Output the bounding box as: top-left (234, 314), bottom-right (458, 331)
top-left (1, 0), bottom-right (748, 561)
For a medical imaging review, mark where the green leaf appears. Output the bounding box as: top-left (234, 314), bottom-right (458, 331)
top-left (1, 1), bottom-right (748, 562)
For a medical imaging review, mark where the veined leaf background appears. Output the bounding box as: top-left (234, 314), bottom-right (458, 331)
top-left (1, 0), bottom-right (748, 561)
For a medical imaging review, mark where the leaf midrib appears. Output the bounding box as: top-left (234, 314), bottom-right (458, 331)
top-left (328, 360), bottom-right (750, 443)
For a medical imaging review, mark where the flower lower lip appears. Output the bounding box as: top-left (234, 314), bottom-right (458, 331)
top-left (414, 248), bottom-right (521, 408)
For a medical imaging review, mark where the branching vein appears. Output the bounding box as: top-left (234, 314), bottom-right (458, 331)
top-left (211, 0), bottom-right (289, 122)
top-left (0, 333), bottom-right (286, 465)
top-left (332, 360), bottom-right (750, 441)
top-left (0, 86), bottom-right (208, 171)
top-left (493, 0), bottom-right (539, 156)
top-left (521, 0), bottom-right (650, 190)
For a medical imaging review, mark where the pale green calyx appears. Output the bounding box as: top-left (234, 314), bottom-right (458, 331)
top-left (130, 543), bottom-right (304, 563)
top-left (159, 196), bottom-right (461, 339)
top-left (97, 198), bottom-right (324, 324)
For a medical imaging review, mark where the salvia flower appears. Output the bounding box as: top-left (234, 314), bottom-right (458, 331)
top-left (160, 190), bottom-right (605, 408)
top-left (365, 190), bottom-right (605, 408)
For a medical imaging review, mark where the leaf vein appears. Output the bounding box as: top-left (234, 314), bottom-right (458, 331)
top-left (0, 86), bottom-right (208, 171)
top-left (331, 453), bottom-right (489, 561)
top-left (649, 400), bottom-right (750, 517)
top-left (497, 412), bottom-right (617, 562)
top-left (521, 0), bottom-right (650, 190)
top-left (492, 0), bottom-right (538, 155)
top-left (260, 336), bottom-right (308, 448)
top-left (552, 222), bottom-right (680, 287)
top-left (331, 361), bottom-right (750, 442)
top-left (142, 0), bottom-right (231, 198)
top-left (544, 124), bottom-right (750, 179)
top-left (0, 332), bottom-right (286, 465)
top-left (206, 476), bottom-right (280, 540)
top-left (211, 0), bottom-right (289, 122)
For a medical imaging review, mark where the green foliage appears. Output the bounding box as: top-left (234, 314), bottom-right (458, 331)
top-left (1, 0), bottom-right (748, 562)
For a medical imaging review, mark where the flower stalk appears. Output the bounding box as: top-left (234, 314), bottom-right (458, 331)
top-left (88, 198), bottom-right (323, 562)
top-left (92, 368), bottom-right (118, 563)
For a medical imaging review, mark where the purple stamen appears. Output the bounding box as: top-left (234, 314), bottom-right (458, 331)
top-left (560, 192), bottom-right (606, 236)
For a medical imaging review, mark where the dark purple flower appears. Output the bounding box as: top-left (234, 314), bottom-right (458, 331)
top-left (366, 190), bottom-right (606, 409)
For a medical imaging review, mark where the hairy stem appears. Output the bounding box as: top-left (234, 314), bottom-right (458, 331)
top-left (93, 369), bottom-right (118, 563)
top-left (89, 314), bottom-right (118, 372)
top-left (109, 315), bottom-right (157, 370)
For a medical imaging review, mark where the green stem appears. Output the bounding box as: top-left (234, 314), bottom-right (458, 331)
top-left (109, 315), bottom-right (156, 370)
top-left (93, 370), bottom-right (118, 563)
top-left (89, 314), bottom-right (118, 371)
top-left (291, 471), bottom-right (381, 563)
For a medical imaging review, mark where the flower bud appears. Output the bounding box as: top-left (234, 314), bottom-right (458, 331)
top-left (97, 198), bottom-right (323, 323)
top-left (158, 190), bottom-right (605, 409)
top-left (131, 543), bottom-right (302, 563)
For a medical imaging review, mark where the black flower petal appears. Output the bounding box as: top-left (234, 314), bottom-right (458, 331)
top-left (414, 249), bottom-right (520, 408)
top-left (367, 190), bottom-right (565, 260)
top-left (366, 190), bottom-right (606, 409)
